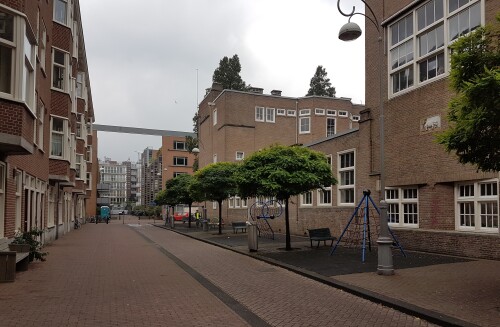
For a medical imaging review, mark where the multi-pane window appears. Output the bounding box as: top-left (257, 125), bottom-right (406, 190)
top-left (315, 108), bottom-right (325, 115)
top-left (76, 114), bottom-right (82, 138)
top-left (236, 151), bottom-right (244, 161)
top-left (386, 187), bottom-right (419, 227)
top-left (0, 162), bottom-right (5, 236)
top-left (255, 106), bottom-right (264, 122)
top-left (338, 150), bottom-right (355, 205)
top-left (36, 101), bottom-right (45, 150)
top-left (389, 0), bottom-right (482, 96)
top-left (75, 154), bottom-right (83, 179)
top-left (173, 141), bottom-right (186, 150)
top-left (52, 49), bottom-right (67, 90)
top-left (173, 157), bottom-right (187, 166)
top-left (318, 188), bottom-right (332, 206)
top-left (287, 109), bottom-right (296, 116)
top-left (76, 72), bottom-right (84, 97)
top-left (299, 117), bottom-right (310, 134)
top-left (173, 172), bottom-right (187, 178)
top-left (229, 195), bottom-right (246, 209)
top-left (266, 107), bottom-right (275, 123)
top-left (50, 117), bottom-right (67, 158)
top-left (0, 10), bottom-right (14, 95)
top-left (54, 0), bottom-right (68, 25)
top-left (299, 109), bottom-right (310, 116)
top-left (456, 180), bottom-right (499, 232)
top-left (15, 170), bottom-right (22, 231)
top-left (326, 118), bottom-right (336, 137)
top-left (277, 109), bottom-right (286, 116)
top-left (301, 191), bottom-right (312, 206)
top-left (213, 109), bottom-right (217, 125)
top-left (327, 109), bottom-right (336, 116)
top-left (23, 34), bottom-right (35, 110)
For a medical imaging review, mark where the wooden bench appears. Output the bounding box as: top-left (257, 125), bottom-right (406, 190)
top-left (209, 218), bottom-right (225, 230)
top-left (0, 238), bottom-right (30, 282)
top-left (307, 228), bottom-right (337, 248)
top-left (232, 222), bottom-right (247, 233)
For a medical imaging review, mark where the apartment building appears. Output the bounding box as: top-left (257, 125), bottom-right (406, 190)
top-left (140, 148), bottom-right (162, 207)
top-left (306, 0), bottom-right (499, 260)
top-left (197, 83), bottom-right (363, 223)
top-left (0, 0), bottom-right (95, 242)
top-left (99, 159), bottom-right (129, 210)
top-left (161, 135), bottom-right (197, 189)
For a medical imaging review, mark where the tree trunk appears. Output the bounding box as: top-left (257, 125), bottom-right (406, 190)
top-left (188, 203), bottom-right (192, 228)
top-left (285, 196), bottom-right (291, 250)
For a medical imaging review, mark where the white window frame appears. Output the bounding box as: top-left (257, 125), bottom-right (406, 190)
top-left (338, 110), bottom-right (348, 117)
top-left (326, 118), bottom-right (336, 137)
top-left (317, 188), bottom-right (332, 206)
top-left (326, 109), bottom-right (337, 116)
top-left (455, 179), bottom-right (499, 233)
top-left (299, 109), bottom-right (310, 116)
top-left (14, 170), bottom-right (22, 232)
top-left (39, 20), bottom-right (47, 71)
top-left (213, 108), bottom-right (217, 125)
top-left (50, 116), bottom-right (69, 159)
top-left (52, 48), bottom-right (69, 92)
top-left (337, 149), bottom-right (355, 206)
top-left (54, 0), bottom-right (68, 25)
top-left (299, 117), bottom-right (311, 134)
top-left (389, 0), bottom-right (482, 97)
top-left (173, 156), bottom-right (187, 166)
top-left (0, 162), bottom-right (5, 237)
top-left (277, 109), bottom-right (286, 116)
top-left (0, 11), bottom-right (36, 114)
top-left (301, 191), bottom-right (313, 206)
top-left (75, 154), bottom-right (84, 179)
top-left (76, 72), bottom-right (84, 98)
top-left (386, 187), bottom-right (419, 228)
top-left (236, 151), bottom-right (244, 161)
top-left (255, 106), bottom-right (264, 122)
top-left (173, 141), bottom-right (186, 150)
top-left (315, 108), bottom-right (325, 116)
top-left (287, 109), bottom-right (296, 117)
top-left (37, 101), bottom-right (45, 151)
top-left (265, 107), bottom-right (275, 123)
top-left (351, 115), bottom-right (360, 122)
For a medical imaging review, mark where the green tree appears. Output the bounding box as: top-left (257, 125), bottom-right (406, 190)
top-left (212, 54), bottom-right (247, 91)
top-left (166, 174), bottom-right (200, 228)
top-left (192, 112), bottom-right (199, 134)
top-left (437, 16), bottom-right (500, 172)
top-left (237, 145), bottom-right (336, 250)
top-left (190, 162), bottom-right (239, 234)
top-left (306, 65), bottom-right (336, 97)
top-left (185, 135), bottom-right (199, 171)
top-left (156, 178), bottom-right (181, 222)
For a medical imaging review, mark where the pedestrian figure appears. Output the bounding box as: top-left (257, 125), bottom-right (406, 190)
top-left (195, 210), bottom-right (201, 227)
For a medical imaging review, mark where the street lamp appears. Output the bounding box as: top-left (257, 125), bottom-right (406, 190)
top-left (337, 0), bottom-right (394, 275)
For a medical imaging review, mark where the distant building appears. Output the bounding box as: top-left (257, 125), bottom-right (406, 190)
top-left (99, 158), bottom-right (129, 210)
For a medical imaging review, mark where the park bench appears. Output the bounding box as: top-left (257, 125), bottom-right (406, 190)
top-left (232, 221), bottom-right (247, 233)
top-left (209, 218), bottom-right (225, 230)
top-left (307, 228), bottom-right (337, 248)
top-left (0, 238), bottom-right (30, 282)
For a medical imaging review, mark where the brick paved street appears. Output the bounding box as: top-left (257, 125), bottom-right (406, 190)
top-left (0, 220), bottom-right (434, 326)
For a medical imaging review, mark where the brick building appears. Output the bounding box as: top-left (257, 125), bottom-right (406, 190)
top-left (161, 135), bottom-right (197, 190)
top-left (196, 1), bottom-right (499, 260)
top-left (306, 0), bottom-right (499, 259)
top-left (0, 0), bottom-right (96, 243)
top-left (197, 83), bottom-right (363, 224)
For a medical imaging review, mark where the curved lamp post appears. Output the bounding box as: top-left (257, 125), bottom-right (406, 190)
top-left (337, 0), bottom-right (394, 275)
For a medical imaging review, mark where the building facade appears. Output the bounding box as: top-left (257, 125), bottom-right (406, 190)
top-left (0, 0), bottom-right (96, 242)
top-left (306, 0), bottom-right (499, 259)
top-left (197, 83), bottom-right (364, 224)
top-left (98, 158), bottom-right (129, 211)
top-left (161, 135), bottom-right (197, 189)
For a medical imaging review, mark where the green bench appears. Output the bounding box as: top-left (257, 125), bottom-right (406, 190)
top-left (308, 228), bottom-right (337, 248)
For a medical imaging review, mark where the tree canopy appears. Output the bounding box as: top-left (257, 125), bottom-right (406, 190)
top-left (306, 65), bottom-right (336, 97)
top-left (212, 54), bottom-right (247, 91)
top-left (437, 15), bottom-right (500, 172)
top-left (237, 144), bottom-right (336, 250)
top-left (190, 162), bottom-right (239, 234)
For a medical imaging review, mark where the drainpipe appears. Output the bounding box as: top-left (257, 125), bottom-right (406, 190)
top-left (295, 100), bottom-right (298, 144)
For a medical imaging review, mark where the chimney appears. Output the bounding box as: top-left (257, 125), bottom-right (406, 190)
top-left (271, 90), bottom-right (282, 96)
top-left (248, 87), bottom-right (264, 94)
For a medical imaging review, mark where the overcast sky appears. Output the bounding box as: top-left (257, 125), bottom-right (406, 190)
top-left (79, 0), bottom-right (365, 162)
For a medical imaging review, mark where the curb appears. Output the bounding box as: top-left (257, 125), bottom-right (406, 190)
top-left (155, 224), bottom-right (478, 327)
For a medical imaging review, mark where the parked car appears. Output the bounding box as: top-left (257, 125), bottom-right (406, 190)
top-left (173, 212), bottom-right (189, 221)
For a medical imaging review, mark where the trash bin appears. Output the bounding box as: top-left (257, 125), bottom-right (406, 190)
top-left (247, 221), bottom-right (258, 252)
top-left (202, 219), bottom-right (209, 231)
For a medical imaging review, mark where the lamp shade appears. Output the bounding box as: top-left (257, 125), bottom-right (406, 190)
top-left (338, 22), bottom-right (362, 41)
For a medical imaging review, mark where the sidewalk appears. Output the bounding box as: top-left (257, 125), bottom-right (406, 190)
top-left (161, 221), bottom-right (500, 327)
